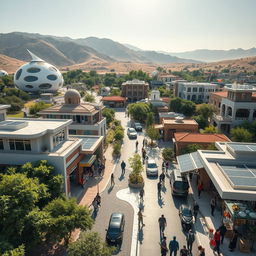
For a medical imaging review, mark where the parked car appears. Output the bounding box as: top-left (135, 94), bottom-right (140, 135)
top-left (146, 158), bottom-right (158, 176)
top-left (134, 122), bottom-right (143, 132)
top-left (170, 169), bottom-right (189, 197)
top-left (127, 127), bottom-right (137, 139)
top-left (106, 213), bottom-right (125, 245)
top-left (179, 204), bottom-right (193, 231)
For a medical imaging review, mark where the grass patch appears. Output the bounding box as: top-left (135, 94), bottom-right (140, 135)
top-left (7, 111), bottom-right (24, 118)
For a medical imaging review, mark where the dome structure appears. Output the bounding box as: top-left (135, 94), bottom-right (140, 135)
top-left (0, 70), bottom-right (8, 76)
top-left (64, 89), bottom-right (81, 105)
top-left (14, 50), bottom-right (63, 93)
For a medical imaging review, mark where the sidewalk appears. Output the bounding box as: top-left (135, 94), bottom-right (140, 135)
top-left (189, 175), bottom-right (255, 256)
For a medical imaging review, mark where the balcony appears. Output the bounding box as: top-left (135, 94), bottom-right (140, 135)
top-left (213, 113), bottom-right (232, 122)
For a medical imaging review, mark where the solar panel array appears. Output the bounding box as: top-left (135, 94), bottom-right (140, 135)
top-left (0, 120), bottom-right (27, 130)
top-left (219, 163), bottom-right (256, 190)
top-left (177, 152), bottom-right (203, 174)
top-left (82, 137), bottom-right (98, 150)
top-left (228, 143), bottom-right (256, 152)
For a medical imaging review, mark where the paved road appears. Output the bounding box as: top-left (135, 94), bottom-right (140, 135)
top-left (93, 109), bottom-right (198, 256)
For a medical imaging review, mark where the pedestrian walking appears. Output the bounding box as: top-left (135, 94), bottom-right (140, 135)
top-left (229, 230), bottom-right (238, 252)
top-left (197, 246), bottom-right (205, 256)
top-left (160, 236), bottom-right (168, 256)
top-left (186, 229), bottom-right (195, 253)
top-left (138, 209), bottom-right (145, 228)
top-left (197, 182), bottom-right (203, 198)
top-left (139, 188), bottom-right (144, 202)
top-left (143, 138), bottom-right (146, 147)
top-left (136, 140), bottom-right (139, 151)
top-left (218, 223), bottom-right (227, 244)
top-left (121, 160), bottom-right (126, 175)
top-left (210, 197), bottom-right (216, 216)
top-left (213, 230), bottom-right (221, 255)
top-left (95, 193), bottom-right (101, 207)
top-left (111, 173), bottom-right (115, 186)
top-left (193, 202), bottom-right (199, 221)
top-left (80, 176), bottom-right (84, 188)
top-left (169, 236), bottom-right (179, 256)
top-left (180, 245), bottom-right (189, 256)
top-left (165, 161), bottom-right (169, 172)
top-left (145, 139), bottom-right (148, 148)
top-left (158, 214), bottom-right (167, 235)
top-left (157, 181), bottom-right (162, 199)
top-left (160, 172), bottom-right (166, 185)
top-left (162, 161), bottom-right (165, 171)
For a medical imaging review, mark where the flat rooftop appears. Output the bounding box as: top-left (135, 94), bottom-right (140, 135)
top-left (0, 118), bottom-right (72, 139)
top-left (72, 135), bottom-right (104, 153)
top-left (163, 119), bottom-right (198, 125)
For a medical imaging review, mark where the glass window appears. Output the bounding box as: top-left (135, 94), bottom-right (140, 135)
top-left (27, 67), bottom-right (41, 73)
top-left (193, 87), bottom-right (197, 92)
top-left (69, 129), bottom-right (77, 135)
top-left (187, 87), bottom-right (191, 92)
top-left (0, 139), bottom-right (4, 150)
top-left (25, 85), bottom-right (34, 89)
top-left (15, 140), bottom-right (24, 150)
top-left (9, 139), bottom-right (15, 150)
top-left (15, 69), bottom-right (22, 80)
top-left (9, 139), bottom-right (31, 151)
top-left (199, 88), bottom-right (203, 92)
top-left (47, 74), bottom-right (57, 81)
top-left (53, 130), bottom-right (65, 147)
top-left (24, 141), bottom-right (31, 151)
top-left (39, 83), bottom-right (52, 89)
top-left (24, 76), bottom-right (38, 82)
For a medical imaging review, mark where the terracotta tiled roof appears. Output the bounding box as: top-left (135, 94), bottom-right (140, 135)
top-left (174, 132), bottom-right (230, 143)
top-left (102, 96), bottom-right (126, 102)
top-left (211, 91), bottom-right (228, 97)
top-left (161, 97), bottom-right (171, 102)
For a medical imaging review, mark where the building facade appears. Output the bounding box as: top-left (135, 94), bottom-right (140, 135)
top-left (40, 89), bottom-right (106, 137)
top-left (211, 84), bottom-right (256, 134)
top-left (121, 79), bottom-right (149, 102)
top-left (173, 81), bottom-right (221, 103)
top-left (0, 104), bottom-right (104, 197)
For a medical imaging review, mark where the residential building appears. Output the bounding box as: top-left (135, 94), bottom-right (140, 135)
top-left (173, 81), bottom-right (221, 103)
top-left (39, 89), bottom-right (106, 137)
top-left (173, 132), bottom-right (230, 155)
top-left (159, 74), bottom-right (181, 83)
top-left (155, 117), bottom-right (198, 141)
top-left (121, 79), bottom-right (149, 102)
top-left (102, 96), bottom-right (127, 108)
top-left (211, 84), bottom-right (256, 134)
top-left (0, 104), bottom-right (104, 197)
top-left (209, 91), bottom-right (227, 113)
top-left (159, 112), bottom-right (184, 123)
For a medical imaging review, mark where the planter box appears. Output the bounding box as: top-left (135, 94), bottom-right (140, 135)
top-left (128, 180), bottom-right (144, 189)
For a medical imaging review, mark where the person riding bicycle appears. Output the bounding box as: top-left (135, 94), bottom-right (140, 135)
top-left (158, 214), bottom-right (167, 233)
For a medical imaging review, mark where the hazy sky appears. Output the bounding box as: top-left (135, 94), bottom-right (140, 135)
top-left (1, 0), bottom-right (256, 52)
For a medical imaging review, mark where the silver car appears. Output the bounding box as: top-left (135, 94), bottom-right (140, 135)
top-left (127, 127), bottom-right (137, 139)
top-left (146, 159), bottom-right (158, 176)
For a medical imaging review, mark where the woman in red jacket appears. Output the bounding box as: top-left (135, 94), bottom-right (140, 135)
top-left (214, 230), bottom-right (221, 255)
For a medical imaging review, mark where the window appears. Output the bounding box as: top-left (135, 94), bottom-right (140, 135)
top-left (25, 85), bottom-right (34, 89)
top-left (9, 139), bottom-right (31, 151)
top-left (53, 130), bottom-right (65, 147)
top-left (47, 74), bottom-right (57, 81)
top-left (187, 95), bottom-right (191, 100)
top-left (15, 69), bottom-right (22, 80)
top-left (192, 87), bottom-right (197, 92)
top-left (0, 139), bottom-right (4, 150)
top-left (24, 76), bottom-right (38, 82)
top-left (39, 83), bottom-right (52, 89)
top-left (27, 67), bottom-right (41, 73)
top-left (199, 88), bottom-right (203, 92)
top-left (187, 87), bottom-right (191, 92)
top-left (69, 129), bottom-right (77, 135)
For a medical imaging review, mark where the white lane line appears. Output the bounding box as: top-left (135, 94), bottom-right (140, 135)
top-left (116, 188), bottom-right (140, 256)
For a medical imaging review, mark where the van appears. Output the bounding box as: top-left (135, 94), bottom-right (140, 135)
top-left (170, 169), bottom-right (189, 197)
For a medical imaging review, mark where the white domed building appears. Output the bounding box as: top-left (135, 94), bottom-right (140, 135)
top-left (0, 70), bottom-right (8, 76)
top-left (14, 50), bottom-right (63, 93)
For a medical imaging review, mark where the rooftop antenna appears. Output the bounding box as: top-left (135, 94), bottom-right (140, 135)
top-left (27, 49), bottom-right (44, 62)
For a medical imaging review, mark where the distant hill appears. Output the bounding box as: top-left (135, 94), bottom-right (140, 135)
top-left (168, 48), bottom-right (256, 62)
top-left (0, 54), bottom-right (25, 73)
top-left (123, 43), bottom-right (142, 51)
top-left (0, 32), bottom-right (114, 66)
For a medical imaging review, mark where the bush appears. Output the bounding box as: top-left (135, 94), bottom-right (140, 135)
top-left (162, 148), bottom-right (175, 161)
top-left (29, 102), bottom-right (51, 116)
top-left (106, 130), bottom-right (115, 144)
top-left (102, 108), bottom-right (115, 127)
top-left (129, 173), bottom-right (143, 184)
top-left (112, 142), bottom-right (121, 157)
top-left (114, 129), bottom-right (124, 141)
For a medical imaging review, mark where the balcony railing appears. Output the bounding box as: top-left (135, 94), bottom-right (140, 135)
top-left (213, 113), bottom-right (232, 122)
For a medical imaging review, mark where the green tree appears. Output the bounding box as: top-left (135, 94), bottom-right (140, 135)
top-left (67, 231), bottom-right (114, 256)
top-left (102, 108), bottom-right (115, 127)
top-left (196, 104), bottom-right (216, 125)
top-left (128, 103), bottom-right (150, 123)
top-left (114, 128), bottom-right (124, 141)
top-left (84, 93), bottom-right (95, 103)
top-left (146, 125), bottom-right (160, 145)
top-left (202, 125), bottom-right (218, 134)
top-left (181, 144), bottom-right (203, 154)
top-left (146, 112), bottom-right (155, 127)
top-left (180, 100), bottom-right (196, 117)
top-left (43, 197), bottom-right (93, 245)
top-left (231, 127), bottom-right (253, 142)
top-left (129, 153), bottom-right (143, 175)
top-left (169, 97), bottom-right (183, 113)
top-left (2, 245), bottom-right (25, 256)
top-left (162, 148), bottom-right (175, 162)
top-left (112, 141), bottom-right (121, 157)
top-left (193, 115), bottom-right (208, 129)
top-left (29, 102), bottom-right (51, 116)
top-left (110, 88), bottom-right (121, 96)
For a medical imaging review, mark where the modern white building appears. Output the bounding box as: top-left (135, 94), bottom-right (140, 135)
top-left (0, 70), bottom-right (8, 76)
top-left (14, 50), bottom-right (63, 93)
top-left (177, 141), bottom-right (256, 201)
top-left (173, 81), bottom-right (220, 103)
top-left (211, 84), bottom-right (256, 134)
top-left (39, 89), bottom-right (107, 137)
top-left (0, 104), bottom-right (104, 197)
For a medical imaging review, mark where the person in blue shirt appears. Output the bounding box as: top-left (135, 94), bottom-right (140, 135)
top-left (169, 236), bottom-right (179, 256)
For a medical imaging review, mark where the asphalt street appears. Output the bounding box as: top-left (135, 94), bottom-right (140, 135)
top-left (93, 110), bottom-right (198, 256)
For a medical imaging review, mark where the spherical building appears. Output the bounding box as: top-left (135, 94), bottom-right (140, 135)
top-left (0, 70), bottom-right (8, 77)
top-left (14, 50), bottom-right (63, 93)
top-left (64, 89), bottom-right (81, 105)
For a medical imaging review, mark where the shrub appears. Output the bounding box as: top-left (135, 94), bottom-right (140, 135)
top-left (106, 130), bottom-right (115, 144)
top-left (112, 141), bottom-right (121, 157)
top-left (102, 108), bottom-right (115, 127)
top-left (162, 148), bottom-right (175, 162)
top-left (29, 102), bottom-right (51, 116)
top-left (114, 129), bottom-right (124, 141)
top-left (129, 173), bottom-right (143, 184)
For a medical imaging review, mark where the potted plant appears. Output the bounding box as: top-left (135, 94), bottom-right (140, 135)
top-left (128, 153), bottom-right (144, 188)
top-left (146, 125), bottom-right (160, 147)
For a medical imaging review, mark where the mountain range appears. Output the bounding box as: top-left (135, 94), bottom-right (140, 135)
top-left (0, 32), bottom-right (255, 70)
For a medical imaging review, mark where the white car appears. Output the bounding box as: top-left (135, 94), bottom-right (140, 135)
top-left (146, 159), bottom-right (158, 176)
top-left (127, 127), bottom-right (137, 139)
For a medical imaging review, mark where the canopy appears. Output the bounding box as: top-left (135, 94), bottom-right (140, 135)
top-left (177, 151), bottom-right (204, 174)
top-left (80, 154), bottom-right (96, 167)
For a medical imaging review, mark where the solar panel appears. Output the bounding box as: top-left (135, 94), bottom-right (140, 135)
top-left (177, 152), bottom-right (203, 174)
top-left (248, 145), bottom-right (256, 151)
top-left (229, 176), bottom-right (256, 188)
top-left (224, 169), bottom-right (254, 178)
top-left (82, 137), bottom-right (98, 150)
top-left (191, 152), bottom-right (204, 169)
